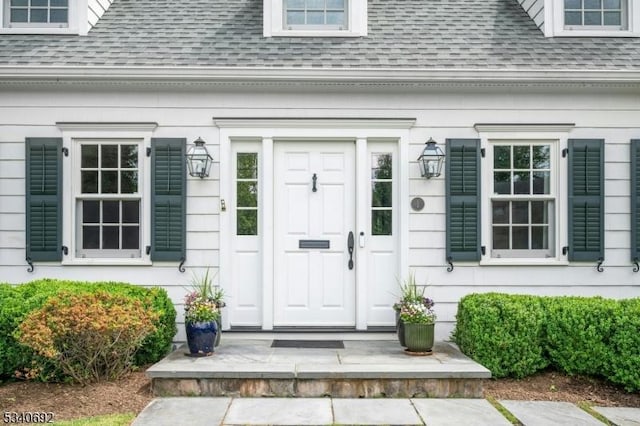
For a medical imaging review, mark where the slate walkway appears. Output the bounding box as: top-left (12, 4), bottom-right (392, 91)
top-left (132, 398), bottom-right (640, 425)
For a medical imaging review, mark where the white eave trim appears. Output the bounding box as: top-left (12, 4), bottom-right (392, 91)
top-left (474, 123), bottom-right (576, 132)
top-left (56, 122), bottom-right (158, 132)
top-left (2, 66), bottom-right (640, 85)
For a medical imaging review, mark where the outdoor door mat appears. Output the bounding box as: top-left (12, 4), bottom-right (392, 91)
top-left (271, 340), bottom-right (345, 349)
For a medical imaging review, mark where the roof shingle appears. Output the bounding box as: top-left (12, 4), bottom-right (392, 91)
top-left (1, 0), bottom-right (640, 70)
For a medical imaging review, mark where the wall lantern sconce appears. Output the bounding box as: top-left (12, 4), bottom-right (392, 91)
top-left (417, 137), bottom-right (445, 179)
top-left (186, 137), bottom-right (213, 178)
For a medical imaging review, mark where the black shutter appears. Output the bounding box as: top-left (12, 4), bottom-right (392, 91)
top-left (25, 138), bottom-right (62, 262)
top-left (446, 139), bottom-right (481, 262)
top-left (151, 138), bottom-right (186, 262)
top-left (631, 140), bottom-right (640, 264)
top-left (568, 139), bottom-right (604, 262)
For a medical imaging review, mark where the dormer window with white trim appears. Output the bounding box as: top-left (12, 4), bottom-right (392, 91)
top-left (545, 0), bottom-right (640, 36)
top-left (264, 0), bottom-right (367, 37)
top-left (0, 0), bottom-right (87, 34)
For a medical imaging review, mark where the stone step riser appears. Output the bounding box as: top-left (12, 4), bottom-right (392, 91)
top-left (151, 377), bottom-right (484, 398)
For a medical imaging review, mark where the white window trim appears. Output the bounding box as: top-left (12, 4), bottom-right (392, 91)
top-left (545, 0), bottom-right (640, 37)
top-left (263, 0), bottom-right (367, 37)
top-left (0, 0), bottom-right (87, 35)
top-left (475, 125), bottom-right (572, 266)
top-left (57, 123), bottom-right (157, 266)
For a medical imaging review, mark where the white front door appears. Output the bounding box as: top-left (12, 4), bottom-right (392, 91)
top-left (274, 142), bottom-right (356, 326)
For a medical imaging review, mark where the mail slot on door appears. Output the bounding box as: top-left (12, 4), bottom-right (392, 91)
top-left (298, 240), bottom-right (330, 249)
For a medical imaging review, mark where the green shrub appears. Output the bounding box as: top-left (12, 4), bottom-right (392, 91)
top-left (608, 298), bottom-right (640, 391)
top-left (16, 291), bottom-right (158, 383)
top-left (544, 296), bottom-right (619, 376)
top-left (454, 292), bottom-right (640, 393)
top-left (453, 293), bottom-right (548, 378)
top-left (0, 279), bottom-right (176, 381)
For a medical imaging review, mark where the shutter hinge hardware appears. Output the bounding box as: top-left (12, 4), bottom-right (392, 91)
top-left (596, 257), bottom-right (604, 273)
top-left (26, 257), bottom-right (34, 273)
top-left (146, 147), bottom-right (151, 157)
top-left (446, 256), bottom-right (454, 272)
top-left (562, 148), bottom-right (568, 158)
top-left (633, 257), bottom-right (639, 273)
top-left (178, 256), bottom-right (186, 273)
top-left (61, 147), bottom-right (69, 157)
top-left (480, 148), bottom-right (486, 158)
top-left (562, 246), bottom-right (569, 256)
top-left (481, 246), bottom-right (486, 255)
top-left (146, 245), bottom-right (151, 255)
top-left (61, 246), bottom-right (68, 256)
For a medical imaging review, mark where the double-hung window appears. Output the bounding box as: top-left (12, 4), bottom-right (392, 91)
top-left (446, 127), bottom-right (605, 266)
top-left (76, 141), bottom-right (141, 258)
top-left (25, 129), bottom-right (186, 267)
top-left (490, 142), bottom-right (555, 259)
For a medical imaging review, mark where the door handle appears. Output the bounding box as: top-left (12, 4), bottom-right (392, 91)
top-left (348, 231), bottom-right (354, 270)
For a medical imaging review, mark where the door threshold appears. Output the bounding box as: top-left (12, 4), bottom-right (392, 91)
top-left (224, 327), bottom-right (396, 341)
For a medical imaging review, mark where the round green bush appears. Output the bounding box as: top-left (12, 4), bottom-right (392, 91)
top-left (0, 279), bottom-right (176, 381)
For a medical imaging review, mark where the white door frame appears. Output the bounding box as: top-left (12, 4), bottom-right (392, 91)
top-left (217, 118), bottom-right (414, 330)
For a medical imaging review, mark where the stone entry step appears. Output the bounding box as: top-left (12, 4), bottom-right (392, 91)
top-left (146, 337), bottom-right (490, 398)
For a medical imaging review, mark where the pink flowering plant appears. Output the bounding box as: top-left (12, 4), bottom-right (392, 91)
top-left (184, 269), bottom-right (224, 324)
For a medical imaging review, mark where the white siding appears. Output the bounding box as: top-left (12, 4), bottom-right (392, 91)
top-left (518, 0), bottom-right (545, 30)
top-left (1, 83), bottom-right (640, 342)
top-left (87, 0), bottom-right (113, 29)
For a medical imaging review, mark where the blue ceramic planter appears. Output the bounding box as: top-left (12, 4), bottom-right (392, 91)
top-left (186, 320), bottom-right (218, 356)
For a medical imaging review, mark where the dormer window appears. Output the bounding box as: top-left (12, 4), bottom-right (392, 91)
top-left (264, 0), bottom-right (367, 37)
top-left (4, 0), bottom-right (69, 28)
top-left (564, 0), bottom-right (626, 29)
top-left (285, 0), bottom-right (347, 30)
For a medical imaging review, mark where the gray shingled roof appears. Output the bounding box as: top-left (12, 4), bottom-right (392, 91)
top-left (1, 0), bottom-right (640, 70)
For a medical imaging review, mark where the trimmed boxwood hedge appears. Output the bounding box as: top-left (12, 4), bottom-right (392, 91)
top-left (0, 279), bottom-right (176, 381)
top-left (453, 293), bottom-right (548, 378)
top-left (453, 293), bottom-right (640, 391)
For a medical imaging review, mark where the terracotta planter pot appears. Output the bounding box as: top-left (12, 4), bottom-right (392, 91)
top-left (403, 322), bottom-right (434, 353)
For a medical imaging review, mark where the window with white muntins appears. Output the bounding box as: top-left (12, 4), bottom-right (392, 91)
top-left (264, 0), bottom-right (366, 37)
top-left (490, 143), bottom-right (556, 258)
top-left (547, 0), bottom-right (640, 36)
top-left (4, 0), bottom-right (68, 27)
top-left (285, 0), bottom-right (347, 30)
top-left (564, 0), bottom-right (626, 29)
top-left (76, 141), bottom-right (142, 258)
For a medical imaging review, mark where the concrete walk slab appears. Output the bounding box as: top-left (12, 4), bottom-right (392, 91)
top-left (223, 398), bottom-right (332, 425)
top-left (593, 406), bottom-right (640, 426)
top-left (500, 400), bottom-right (603, 426)
top-left (332, 399), bottom-right (423, 425)
top-left (412, 398), bottom-right (511, 426)
top-left (131, 397), bottom-right (231, 426)
top-left (132, 397), bottom-right (640, 426)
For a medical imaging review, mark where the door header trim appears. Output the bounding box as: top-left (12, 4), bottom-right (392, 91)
top-left (214, 118), bottom-right (416, 129)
